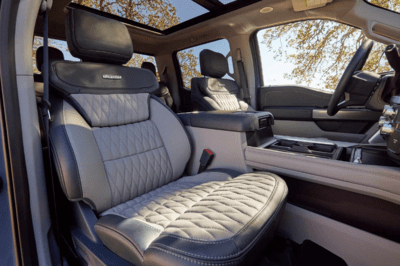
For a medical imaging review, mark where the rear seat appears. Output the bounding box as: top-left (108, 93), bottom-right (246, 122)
top-left (141, 61), bottom-right (175, 110)
top-left (34, 46), bottom-right (64, 97)
top-left (48, 9), bottom-right (288, 266)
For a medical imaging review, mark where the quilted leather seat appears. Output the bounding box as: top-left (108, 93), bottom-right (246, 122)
top-left (191, 49), bottom-right (255, 112)
top-left (49, 9), bottom-right (288, 266)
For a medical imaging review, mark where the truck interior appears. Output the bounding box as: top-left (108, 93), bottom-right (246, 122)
top-left (1, 0), bottom-right (400, 265)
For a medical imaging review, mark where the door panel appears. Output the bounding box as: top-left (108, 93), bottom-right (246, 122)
top-left (258, 85), bottom-right (332, 109)
top-left (258, 85), bottom-right (381, 142)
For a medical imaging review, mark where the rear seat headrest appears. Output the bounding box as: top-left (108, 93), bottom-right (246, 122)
top-left (141, 62), bottom-right (156, 76)
top-left (65, 9), bottom-right (133, 65)
top-left (200, 49), bottom-right (229, 79)
top-left (36, 46), bottom-right (64, 72)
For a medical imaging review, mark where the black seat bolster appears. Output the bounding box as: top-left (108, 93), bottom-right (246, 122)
top-left (95, 215), bottom-right (162, 266)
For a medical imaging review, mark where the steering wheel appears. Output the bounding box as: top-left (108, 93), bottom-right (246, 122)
top-left (327, 40), bottom-right (374, 116)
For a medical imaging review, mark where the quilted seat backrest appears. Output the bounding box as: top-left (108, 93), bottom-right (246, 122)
top-left (191, 77), bottom-right (243, 111)
top-left (50, 89), bottom-right (191, 213)
top-left (190, 49), bottom-right (252, 111)
top-left (49, 9), bottom-right (191, 213)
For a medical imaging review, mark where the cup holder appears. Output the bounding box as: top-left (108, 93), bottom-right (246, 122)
top-left (267, 139), bottom-right (342, 159)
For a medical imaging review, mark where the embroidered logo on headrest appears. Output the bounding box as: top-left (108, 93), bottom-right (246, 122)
top-left (103, 75), bottom-right (122, 80)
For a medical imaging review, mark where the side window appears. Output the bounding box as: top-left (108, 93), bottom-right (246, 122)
top-left (125, 53), bottom-right (160, 81)
top-left (177, 39), bottom-right (233, 88)
top-left (32, 36), bottom-right (79, 74)
top-left (256, 20), bottom-right (391, 93)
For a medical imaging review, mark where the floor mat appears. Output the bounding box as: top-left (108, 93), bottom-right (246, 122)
top-left (255, 236), bottom-right (348, 266)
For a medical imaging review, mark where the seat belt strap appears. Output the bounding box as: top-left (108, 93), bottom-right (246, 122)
top-left (236, 48), bottom-right (251, 105)
top-left (39, 1), bottom-right (64, 265)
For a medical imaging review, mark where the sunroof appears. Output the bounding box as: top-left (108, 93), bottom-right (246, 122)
top-left (219, 0), bottom-right (237, 4)
top-left (71, 0), bottom-right (208, 31)
top-left (365, 0), bottom-right (400, 14)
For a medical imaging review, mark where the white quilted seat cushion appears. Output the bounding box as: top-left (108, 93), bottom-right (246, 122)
top-left (95, 171), bottom-right (287, 266)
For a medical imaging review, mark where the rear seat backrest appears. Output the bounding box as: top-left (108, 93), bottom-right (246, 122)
top-left (191, 49), bottom-right (254, 111)
top-left (34, 46), bottom-right (64, 96)
top-left (141, 61), bottom-right (175, 110)
top-left (49, 9), bottom-right (191, 213)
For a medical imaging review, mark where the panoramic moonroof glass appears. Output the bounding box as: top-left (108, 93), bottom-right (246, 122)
top-left (365, 0), bottom-right (400, 14)
top-left (219, 0), bottom-right (237, 4)
top-left (71, 0), bottom-right (208, 31)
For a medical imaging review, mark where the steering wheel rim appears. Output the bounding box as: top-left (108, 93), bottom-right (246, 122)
top-left (327, 40), bottom-right (374, 116)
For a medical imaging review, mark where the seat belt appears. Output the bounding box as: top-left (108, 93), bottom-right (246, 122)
top-left (236, 48), bottom-right (251, 105)
top-left (162, 66), bottom-right (176, 112)
top-left (38, 1), bottom-right (64, 265)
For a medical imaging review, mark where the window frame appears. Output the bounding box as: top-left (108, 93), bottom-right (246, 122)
top-left (250, 19), bottom-right (365, 91)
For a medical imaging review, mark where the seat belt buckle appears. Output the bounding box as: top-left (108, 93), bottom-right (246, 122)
top-left (198, 149), bottom-right (214, 174)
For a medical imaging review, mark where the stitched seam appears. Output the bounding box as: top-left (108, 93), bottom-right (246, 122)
top-left (158, 174), bottom-right (279, 244)
top-left (153, 184), bottom-right (286, 260)
top-left (142, 182), bottom-right (225, 227)
top-left (160, 182), bottom-right (226, 236)
top-left (234, 175), bottom-right (278, 237)
top-left (95, 224), bottom-right (144, 258)
top-left (103, 146), bottom-right (165, 162)
top-left (131, 218), bottom-right (163, 232)
top-left (150, 96), bottom-right (192, 156)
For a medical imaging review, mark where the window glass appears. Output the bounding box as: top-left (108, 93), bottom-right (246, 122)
top-left (256, 20), bottom-right (391, 93)
top-left (177, 39), bottom-right (233, 88)
top-left (72, 0), bottom-right (208, 31)
top-left (365, 0), bottom-right (400, 14)
top-left (125, 53), bottom-right (160, 81)
top-left (32, 36), bottom-right (79, 74)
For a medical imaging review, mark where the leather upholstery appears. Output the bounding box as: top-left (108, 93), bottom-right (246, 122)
top-left (191, 50), bottom-right (254, 111)
top-left (65, 9), bottom-right (133, 64)
top-left (141, 62), bottom-right (175, 110)
top-left (96, 172), bottom-right (287, 266)
top-left (200, 49), bottom-right (229, 79)
top-left (36, 46), bottom-right (64, 72)
top-left (49, 61), bottom-right (158, 96)
top-left (49, 9), bottom-right (287, 266)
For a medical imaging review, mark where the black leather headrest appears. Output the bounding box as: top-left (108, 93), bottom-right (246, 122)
top-left (141, 62), bottom-right (156, 76)
top-left (200, 49), bottom-right (229, 79)
top-left (36, 46), bottom-right (64, 72)
top-left (65, 9), bottom-right (133, 65)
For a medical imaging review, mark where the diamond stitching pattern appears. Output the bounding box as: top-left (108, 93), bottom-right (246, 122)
top-left (93, 119), bottom-right (173, 207)
top-left (72, 93), bottom-right (149, 127)
top-left (212, 94), bottom-right (241, 111)
top-left (102, 173), bottom-right (277, 241)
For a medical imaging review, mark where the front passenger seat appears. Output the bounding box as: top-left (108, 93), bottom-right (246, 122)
top-left (191, 49), bottom-right (254, 111)
top-left (49, 9), bottom-right (287, 266)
